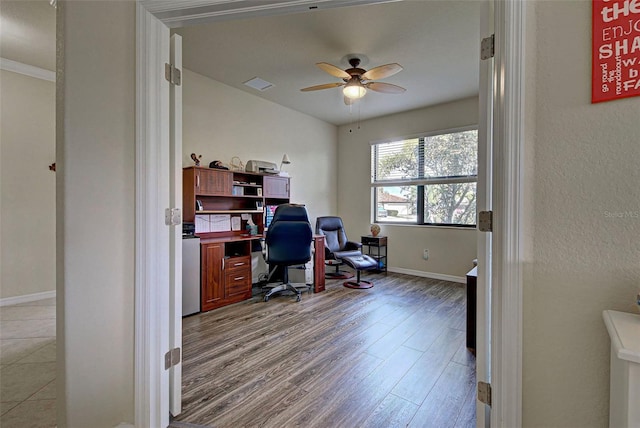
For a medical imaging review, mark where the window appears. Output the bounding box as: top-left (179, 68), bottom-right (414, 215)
top-left (371, 128), bottom-right (478, 227)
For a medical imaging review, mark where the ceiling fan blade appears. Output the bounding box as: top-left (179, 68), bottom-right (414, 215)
top-left (361, 63), bottom-right (403, 81)
top-left (366, 82), bottom-right (406, 94)
top-left (344, 96), bottom-right (356, 106)
top-left (316, 62), bottom-right (351, 79)
top-left (300, 82), bottom-right (344, 92)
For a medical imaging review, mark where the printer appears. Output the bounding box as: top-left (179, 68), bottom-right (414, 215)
top-left (245, 160), bottom-right (279, 174)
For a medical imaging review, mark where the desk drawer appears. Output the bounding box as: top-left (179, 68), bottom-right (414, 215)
top-left (362, 236), bottom-right (387, 246)
top-left (225, 255), bottom-right (250, 271)
top-left (225, 255), bottom-right (251, 298)
top-left (225, 269), bottom-right (251, 297)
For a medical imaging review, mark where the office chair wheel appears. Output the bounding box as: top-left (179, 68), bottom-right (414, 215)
top-left (264, 296), bottom-right (269, 302)
top-left (296, 295), bottom-right (301, 302)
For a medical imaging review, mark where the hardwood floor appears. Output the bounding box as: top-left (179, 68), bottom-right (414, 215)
top-left (175, 272), bottom-right (476, 428)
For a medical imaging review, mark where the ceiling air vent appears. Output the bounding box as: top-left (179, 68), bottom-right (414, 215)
top-left (243, 77), bottom-right (274, 92)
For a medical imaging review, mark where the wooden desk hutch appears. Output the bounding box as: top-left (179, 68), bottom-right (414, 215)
top-left (183, 167), bottom-right (324, 311)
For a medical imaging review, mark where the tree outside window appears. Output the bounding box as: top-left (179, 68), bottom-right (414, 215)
top-left (372, 128), bottom-right (477, 226)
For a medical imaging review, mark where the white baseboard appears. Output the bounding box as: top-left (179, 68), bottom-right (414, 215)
top-left (387, 267), bottom-right (466, 284)
top-left (0, 290), bottom-right (56, 307)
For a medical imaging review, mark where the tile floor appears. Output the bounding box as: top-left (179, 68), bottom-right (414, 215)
top-left (0, 297), bottom-right (56, 428)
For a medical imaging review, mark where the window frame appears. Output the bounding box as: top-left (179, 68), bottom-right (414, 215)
top-left (371, 125), bottom-right (478, 228)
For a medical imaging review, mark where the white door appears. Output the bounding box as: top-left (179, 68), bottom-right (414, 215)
top-left (169, 33), bottom-right (184, 417)
top-left (476, 1), bottom-right (494, 426)
top-left (135, 4), bottom-right (174, 427)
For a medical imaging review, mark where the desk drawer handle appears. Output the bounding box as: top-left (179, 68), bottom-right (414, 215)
top-left (233, 262), bottom-right (245, 266)
top-left (234, 276), bottom-right (245, 281)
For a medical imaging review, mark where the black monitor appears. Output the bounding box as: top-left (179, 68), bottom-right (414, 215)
top-left (265, 205), bottom-right (278, 229)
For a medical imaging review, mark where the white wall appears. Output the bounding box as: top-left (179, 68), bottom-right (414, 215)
top-left (57, 2), bottom-right (135, 426)
top-left (182, 69), bottom-right (338, 222)
top-left (0, 69), bottom-right (56, 300)
top-left (337, 97), bottom-right (479, 280)
top-left (522, 2), bottom-right (640, 427)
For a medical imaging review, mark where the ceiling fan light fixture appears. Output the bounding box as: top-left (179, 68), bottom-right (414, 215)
top-left (343, 79), bottom-right (366, 99)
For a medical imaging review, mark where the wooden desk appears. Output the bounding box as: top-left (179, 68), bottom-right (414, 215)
top-left (466, 266), bottom-right (477, 352)
top-left (197, 233), bottom-right (326, 312)
top-left (199, 234), bottom-right (261, 312)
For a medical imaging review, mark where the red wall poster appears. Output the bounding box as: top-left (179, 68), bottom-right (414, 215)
top-left (592, 0), bottom-right (640, 103)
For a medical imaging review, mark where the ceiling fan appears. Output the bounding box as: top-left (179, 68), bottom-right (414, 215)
top-left (300, 57), bottom-right (406, 104)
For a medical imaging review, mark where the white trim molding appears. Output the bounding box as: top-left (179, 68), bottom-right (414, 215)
top-left (0, 57), bottom-right (55, 82)
top-left (135, 4), bottom-right (170, 427)
top-left (142, 0), bottom-right (395, 27)
top-left (0, 291), bottom-right (56, 307)
top-left (491, 0), bottom-right (525, 426)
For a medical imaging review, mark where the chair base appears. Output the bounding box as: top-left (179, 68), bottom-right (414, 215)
top-left (344, 280), bottom-right (374, 289)
top-left (325, 261), bottom-right (354, 279)
top-left (263, 283), bottom-right (310, 302)
top-left (325, 270), bottom-right (354, 279)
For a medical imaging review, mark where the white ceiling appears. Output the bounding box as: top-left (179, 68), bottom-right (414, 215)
top-left (174, 1), bottom-right (480, 126)
top-left (0, 1), bottom-right (480, 127)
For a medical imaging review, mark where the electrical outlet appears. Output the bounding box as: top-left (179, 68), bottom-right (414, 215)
top-left (423, 249), bottom-right (429, 260)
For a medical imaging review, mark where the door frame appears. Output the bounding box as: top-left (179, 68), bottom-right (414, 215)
top-left (134, 0), bottom-right (526, 426)
top-left (490, 1), bottom-right (526, 426)
top-left (135, 4), bottom-right (171, 428)
top-left (476, 0), bottom-right (494, 425)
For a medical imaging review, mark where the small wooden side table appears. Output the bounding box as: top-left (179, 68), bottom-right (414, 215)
top-left (361, 235), bottom-right (387, 274)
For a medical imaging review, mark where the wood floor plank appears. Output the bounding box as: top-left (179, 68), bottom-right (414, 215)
top-left (269, 352), bottom-right (384, 427)
top-left (402, 313), bottom-right (448, 352)
top-left (391, 327), bottom-right (466, 405)
top-left (452, 338), bottom-right (476, 367)
top-left (311, 345), bottom-right (423, 428)
top-left (454, 379), bottom-right (478, 428)
top-left (408, 361), bottom-right (476, 428)
top-left (365, 308), bottom-right (438, 359)
top-left (175, 273), bottom-right (476, 427)
top-left (361, 393), bottom-right (420, 428)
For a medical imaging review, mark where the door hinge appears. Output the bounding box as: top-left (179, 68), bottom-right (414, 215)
top-left (164, 347), bottom-right (181, 370)
top-left (481, 34), bottom-right (495, 60)
top-left (478, 210), bottom-right (493, 232)
top-left (165, 63), bottom-right (182, 86)
top-left (165, 208), bottom-right (182, 226)
top-left (478, 381), bottom-right (492, 406)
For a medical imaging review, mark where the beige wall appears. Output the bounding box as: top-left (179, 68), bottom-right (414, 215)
top-left (522, 2), bottom-right (640, 427)
top-left (337, 97), bottom-right (479, 280)
top-left (0, 69), bottom-right (56, 299)
top-left (183, 69), bottom-right (338, 222)
top-left (57, 2), bottom-right (135, 426)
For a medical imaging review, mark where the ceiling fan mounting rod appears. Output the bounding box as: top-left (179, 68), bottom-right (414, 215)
top-left (345, 58), bottom-right (366, 78)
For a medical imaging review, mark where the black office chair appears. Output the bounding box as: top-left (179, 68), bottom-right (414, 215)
top-left (315, 216), bottom-right (361, 279)
top-left (264, 204), bottom-right (313, 302)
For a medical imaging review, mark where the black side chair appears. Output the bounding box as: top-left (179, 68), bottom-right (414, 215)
top-left (264, 204), bottom-right (313, 302)
top-left (315, 216), bottom-right (361, 279)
